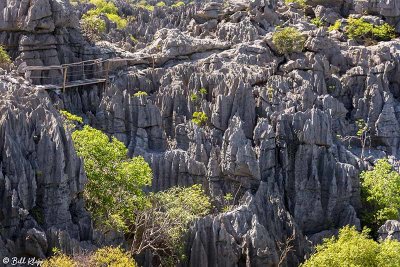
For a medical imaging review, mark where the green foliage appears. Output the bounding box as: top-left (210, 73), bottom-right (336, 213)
top-left (80, 14), bottom-right (106, 42)
top-left (130, 34), bottom-right (139, 43)
top-left (60, 110), bottom-right (84, 124)
top-left (106, 13), bottom-right (128, 29)
top-left (272, 27), bottom-right (306, 55)
top-left (42, 247), bottom-right (136, 267)
top-left (311, 17), bottom-right (325, 28)
top-left (154, 185), bottom-right (212, 242)
top-left (132, 184), bottom-right (211, 265)
top-left (137, 0), bottom-right (155, 11)
top-left (60, 110), bottom-right (83, 130)
top-left (301, 226), bottom-right (379, 267)
top-left (190, 92), bottom-right (199, 102)
top-left (0, 46), bottom-right (12, 69)
top-left (192, 111), bottom-right (208, 126)
top-left (134, 90), bottom-right (148, 97)
top-left (356, 119), bottom-right (367, 137)
top-left (42, 254), bottom-right (76, 267)
top-left (83, 0), bottom-right (127, 34)
top-left (267, 87), bottom-right (274, 101)
top-left (329, 20), bottom-right (341, 31)
top-left (377, 239), bottom-right (400, 267)
top-left (72, 125), bottom-right (152, 231)
top-left (345, 18), bottom-right (396, 43)
top-left (199, 87), bottom-right (207, 95)
top-left (156, 1), bottom-right (166, 7)
top-left (90, 247), bottom-right (137, 266)
top-left (302, 226), bottom-right (400, 267)
top-left (361, 159), bottom-right (400, 227)
top-left (171, 1), bottom-right (185, 8)
top-left (222, 193), bottom-right (234, 212)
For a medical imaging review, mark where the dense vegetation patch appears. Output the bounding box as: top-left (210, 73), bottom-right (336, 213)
top-left (192, 111), bottom-right (208, 126)
top-left (61, 111), bottom-right (211, 265)
top-left (0, 46), bottom-right (12, 70)
top-left (361, 159), bottom-right (400, 232)
top-left (42, 247), bottom-right (136, 267)
top-left (80, 0), bottom-right (127, 41)
top-left (272, 27), bottom-right (306, 55)
top-left (345, 18), bottom-right (396, 44)
top-left (72, 125), bottom-right (152, 231)
top-left (302, 226), bottom-right (400, 267)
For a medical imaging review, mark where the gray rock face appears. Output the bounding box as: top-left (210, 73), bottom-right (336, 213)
top-left (0, 76), bottom-right (93, 259)
top-left (378, 220), bottom-right (400, 241)
top-left (0, 0), bottom-right (111, 67)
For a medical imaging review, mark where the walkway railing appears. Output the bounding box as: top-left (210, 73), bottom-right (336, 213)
top-left (23, 56), bottom-right (155, 91)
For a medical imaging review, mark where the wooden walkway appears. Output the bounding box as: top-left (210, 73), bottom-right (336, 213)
top-left (23, 56), bottom-right (155, 91)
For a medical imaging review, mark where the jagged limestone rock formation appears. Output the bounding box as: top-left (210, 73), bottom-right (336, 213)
top-left (0, 75), bottom-right (94, 259)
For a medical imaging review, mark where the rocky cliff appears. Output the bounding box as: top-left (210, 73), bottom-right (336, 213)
top-left (2, 0), bottom-right (400, 266)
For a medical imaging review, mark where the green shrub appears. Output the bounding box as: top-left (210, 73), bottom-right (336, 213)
top-left (345, 18), bottom-right (396, 42)
top-left (90, 247), bottom-right (137, 266)
top-left (42, 247), bottom-right (136, 267)
top-left (272, 27), bottom-right (306, 55)
top-left (311, 17), bottom-right (325, 28)
top-left (60, 110), bottom-right (83, 130)
top-left (60, 110), bottom-right (84, 124)
top-left (83, 0), bottom-right (127, 32)
top-left (72, 125), bottom-right (152, 231)
top-left (132, 184), bottom-right (211, 265)
top-left (199, 87), bottom-right (207, 95)
top-left (302, 226), bottom-right (400, 267)
top-left (156, 1), bottom-right (166, 7)
top-left (190, 93), bottom-right (199, 102)
top-left (42, 254), bottom-right (76, 267)
top-left (361, 159), bottom-right (400, 229)
top-left (329, 20), bottom-right (341, 31)
top-left (137, 0), bottom-right (155, 11)
top-left (106, 13), bottom-right (128, 29)
top-left (80, 14), bottom-right (106, 42)
top-left (192, 111), bottom-right (208, 126)
top-left (0, 46), bottom-right (12, 70)
top-left (171, 1), bottom-right (185, 8)
top-left (134, 90), bottom-right (148, 97)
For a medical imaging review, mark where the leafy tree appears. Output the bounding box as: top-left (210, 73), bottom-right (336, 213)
top-left (192, 111), bottom-right (208, 126)
top-left (302, 226), bottom-right (400, 267)
top-left (72, 125), bottom-right (152, 231)
top-left (0, 46), bottom-right (12, 70)
top-left (361, 159), bottom-right (400, 230)
top-left (272, 27), bottom-right (306, 55)
top-left (131, 184), bottom-right (211, 266)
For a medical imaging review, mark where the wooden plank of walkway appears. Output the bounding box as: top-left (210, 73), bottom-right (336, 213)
top-left (35, 78), bottom-right (106, 90)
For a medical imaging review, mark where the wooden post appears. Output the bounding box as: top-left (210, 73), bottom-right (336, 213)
top-left (104, 60), bottom-right (110, 86)
top-left (63, 66), bottom-right (68, 92)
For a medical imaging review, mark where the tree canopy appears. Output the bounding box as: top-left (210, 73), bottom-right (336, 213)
top-left (72, 125), bottom-right (152, 231)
